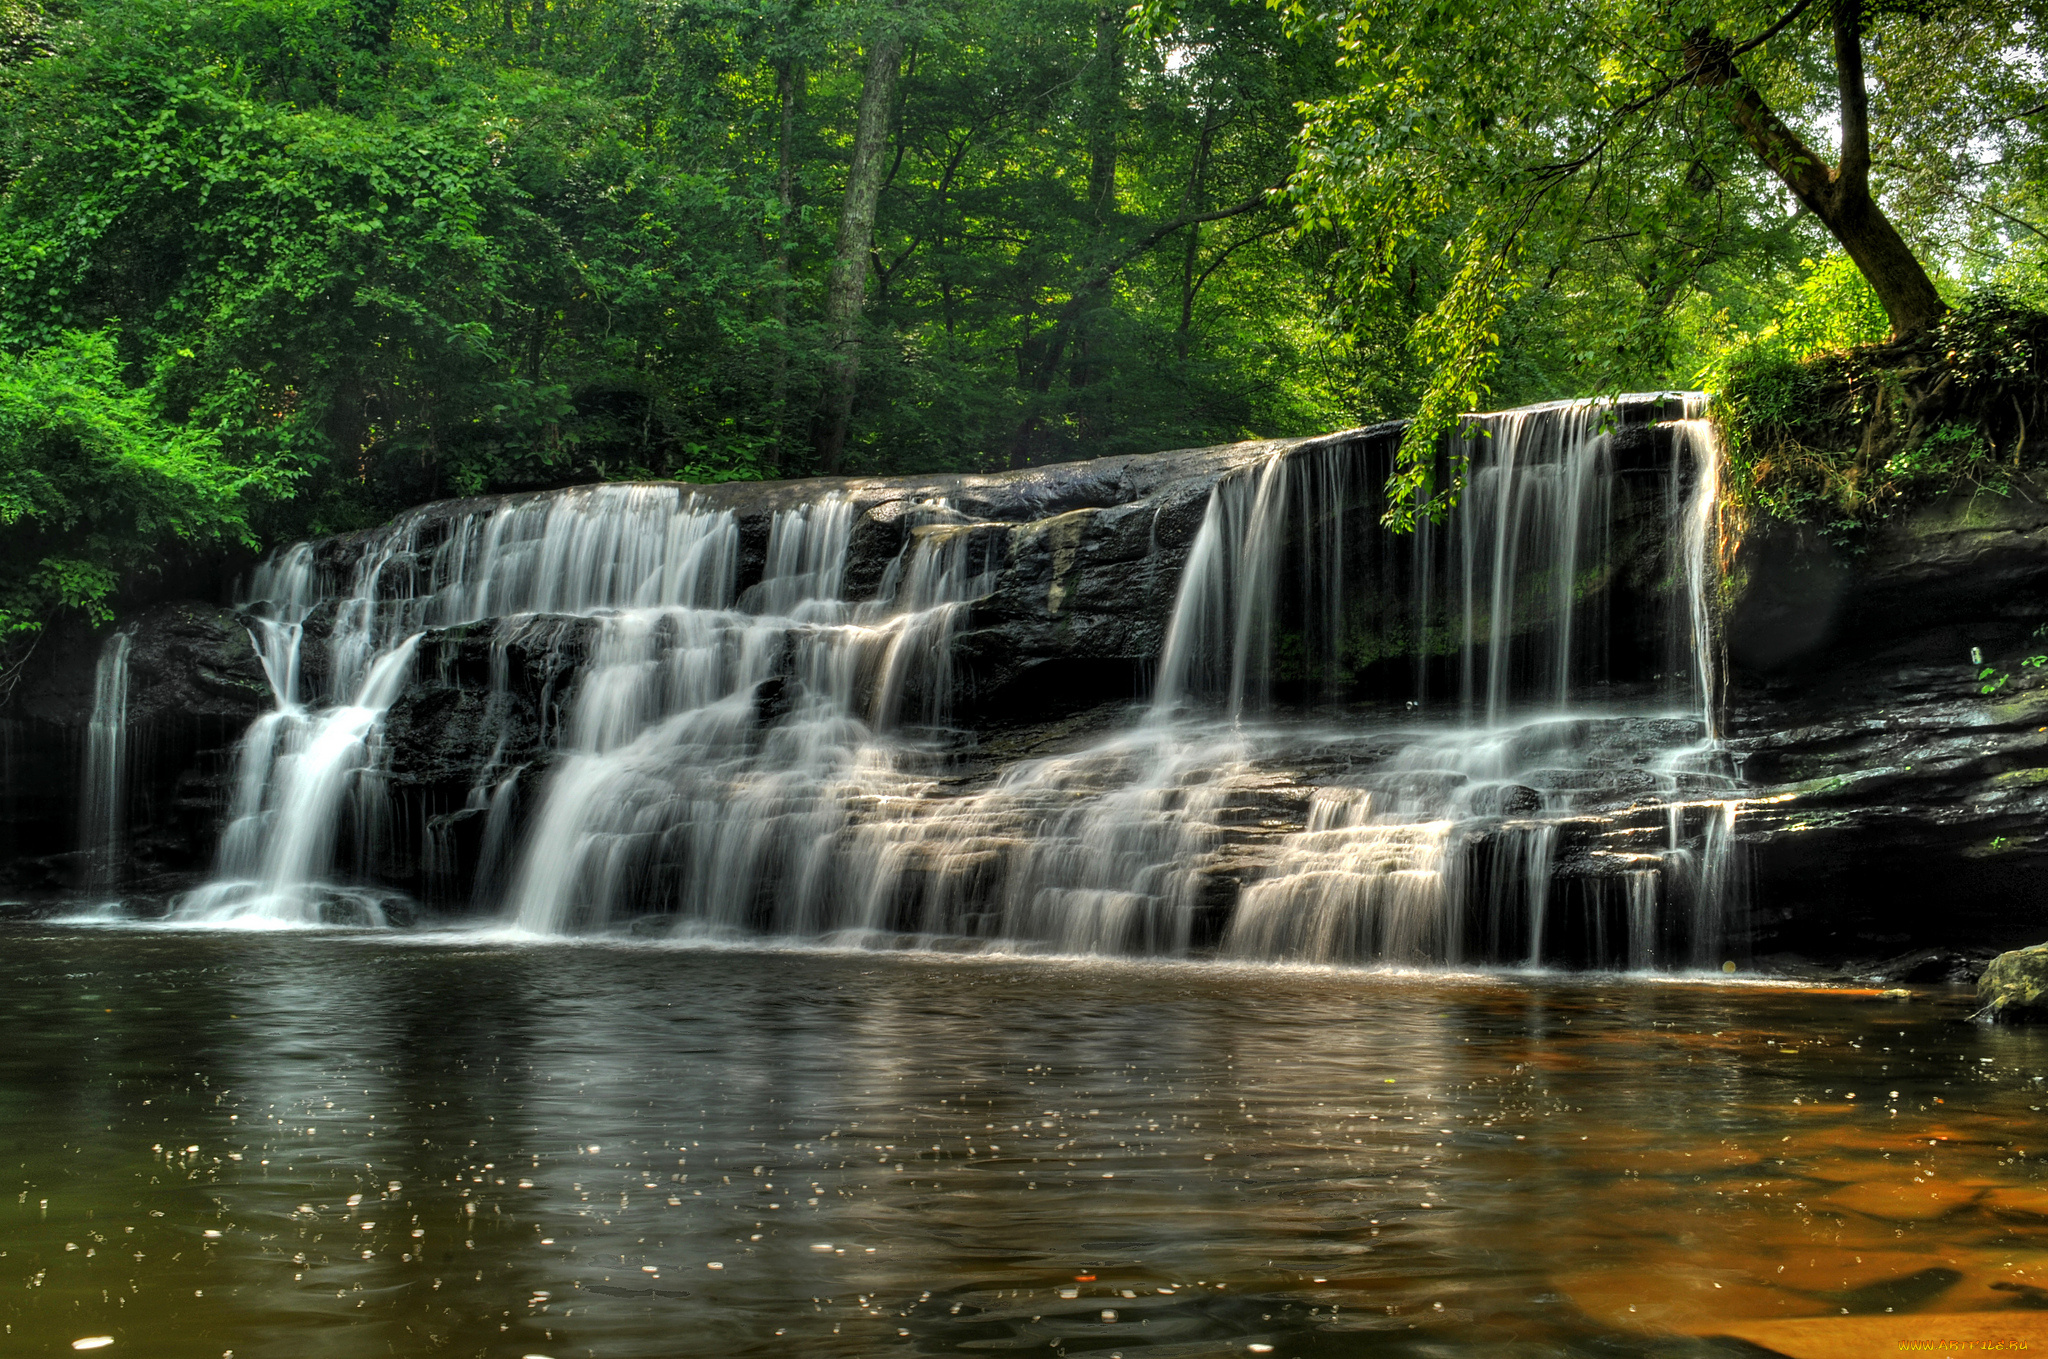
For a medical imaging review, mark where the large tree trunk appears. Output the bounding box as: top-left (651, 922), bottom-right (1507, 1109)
top-left (1176, 124), bottom-right (1215, 361)
top-left (1064, 10), bottom-right (1126, 402)
top-left (767, 56), bottom-right (801, 477)
top-left (815, 30), bottom-right (905, 475)
top-left (1010, 11), bottom-right (1126, 465)
top-left (1084, 8), bottom-right (1122, 224)
top-left (1687, 0), bottom-right (1945, 338)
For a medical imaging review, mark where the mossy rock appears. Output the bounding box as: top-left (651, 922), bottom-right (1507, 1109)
top-left (1990, 687), bottom-right (2048, 727)
top-left (1977, 942), bottom-right (2048, 1022)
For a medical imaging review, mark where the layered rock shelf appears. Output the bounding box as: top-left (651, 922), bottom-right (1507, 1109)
top-left (7, 399), bottom-right (2047, 973)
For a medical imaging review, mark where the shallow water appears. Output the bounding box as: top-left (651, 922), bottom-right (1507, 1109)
top-left (2, 923), bottom-right (2045, 1359)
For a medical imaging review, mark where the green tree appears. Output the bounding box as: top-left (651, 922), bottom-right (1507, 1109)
top-left (0, 0), bottom-right (1369, 635)
top-left (816, 8), bottom-right (908, 473)
top-left (0, 329), bottom-right (288, 641)
top-left (1247, 0), bottom-right (2041, 523)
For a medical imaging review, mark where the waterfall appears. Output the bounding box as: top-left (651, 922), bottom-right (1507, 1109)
top-left (1451, 402), bottom-right (1618, 721)
top-left (502, 494), bottom-right (1015, 937)
top-left (1223, 788), bottom-right (1453, 963)
top-left (1625, 871), bottom-right (1659, 970)
top-left (1135, 393), bottom-right (1745, 967)
top-left (166, 396), bottom-right (1746, 968)
top-left (79, 630), bottom-right (132, 898)
top-left (178, 485), bottom-right (747, 926)
top-left (177, 636), bottom-right (423, 926)
top-left (1153, 453), bottom-right (1292, 717)
top-left (1674, 414), bottom-right (1724, 738)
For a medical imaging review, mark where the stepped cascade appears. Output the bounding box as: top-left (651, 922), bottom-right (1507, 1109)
top-left (131, 395), bottom-right (1742, 966)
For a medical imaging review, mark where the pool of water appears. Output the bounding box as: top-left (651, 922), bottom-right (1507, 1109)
top-left (2, 921), bottom-right (2045, 1358)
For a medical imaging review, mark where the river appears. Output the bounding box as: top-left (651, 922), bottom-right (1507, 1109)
top-left (3, 920), bottom-right (2043, 1357)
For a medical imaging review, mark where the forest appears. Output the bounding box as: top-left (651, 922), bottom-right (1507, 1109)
top-left (0, 0), bottom-right (2043, 651)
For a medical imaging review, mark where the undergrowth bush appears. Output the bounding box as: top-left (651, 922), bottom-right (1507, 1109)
top-left (1708, 285), bottom-right (2048, 547)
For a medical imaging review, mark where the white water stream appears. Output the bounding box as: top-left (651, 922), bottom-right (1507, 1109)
top-left (78, 629), bottom-right (132, 899)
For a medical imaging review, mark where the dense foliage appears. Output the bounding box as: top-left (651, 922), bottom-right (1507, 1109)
top-left (0, 0), bottom-right (1353, 495)
top-left (1249, 0), bottom-right (2048, 524)
top-left (1714, 293), bottom-right (2048, 542)
top-left (0, 330), bottom-right (282, 638)
top-left (0, 0), bottom-right (2042, 643)
top-left (0, 0), bottom-right (1380, 642)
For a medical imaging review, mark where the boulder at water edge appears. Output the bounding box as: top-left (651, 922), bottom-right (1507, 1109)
top-left (1977, 942), bottom-right (2048, 1021)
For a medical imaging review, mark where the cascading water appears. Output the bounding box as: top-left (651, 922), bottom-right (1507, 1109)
top-left (79, 629), bottom-right (132, 899)
top-left (159, 394), bottom-right (1745, 967)
top-left (503, 495), bottom-right (1014, 938)
top-left (1104, 395), bottom-right (1742, 968)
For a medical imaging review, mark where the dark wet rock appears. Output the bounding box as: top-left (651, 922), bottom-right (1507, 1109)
top-left (125, 602), bottom-right (274, 729)
top-left (382, 616), bottom-right (591, 797)
top-left (1467, 784), bottom-right (1543, 816)
top-left (1, 601), bottom-right (272, 890)
top-left (752, 676), bottom-right (796, 727)
top-left (1977, 942), bottom-right (2048, 1021)
top-left (1727, 479), bottom-right (2048, 957)
top-left (1859, 947), bottom-right (2000, 986)
top-left (121, 603), bottom-right (279, 886)
top-left (0, 619), bottom-right (101, 887)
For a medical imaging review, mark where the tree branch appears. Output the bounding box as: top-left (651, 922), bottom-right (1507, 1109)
top-left (1528, 138), bottom-right (1610, 182)
top-left (1731, 0), bottom-right (1816, 60)
top-left (1076, 188), bottom-right (1277, 295)
top-left (1952, 190), bottom-right (2048, 244)
top-left (1187, 220), bottom-right (1291, 300)
top-left (1603, 0), bottom-right (1814, 124)
top-left (1683, 27), bottom-right (1834, 211)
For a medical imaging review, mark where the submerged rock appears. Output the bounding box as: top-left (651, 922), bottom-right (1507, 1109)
top-left (1859, 947), bottom-right (1998, 986)
top-left (1977, 942), bottom-right (2048, 1021)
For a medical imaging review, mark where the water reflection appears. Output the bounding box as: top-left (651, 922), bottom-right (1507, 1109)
top-left (2, 925), bottom-right (2045, 1358)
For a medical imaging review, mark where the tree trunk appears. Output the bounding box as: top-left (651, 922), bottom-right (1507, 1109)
top-left (1004, 192), bottom-right (1273, 466)
top-left (767, 57), bottom-right (801, 477)
top-left (349, 0), bottom-right (401, 51)
top-left (1085, 8), bottom-right (1122, 224)
top-left (1176, 124), bottom-right (1215, 361)
top-left (1686, 0), bottom-right (1945, 338)
top-left (1060, 10), bottom-right (1127, 410)
top-left (1825, 187), bottom-right (1945, 339)
top-left (815, 30), bottom-right (906, 475)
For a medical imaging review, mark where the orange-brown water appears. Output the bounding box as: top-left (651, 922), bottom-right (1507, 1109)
top-left (1, 922), bottom-right (2043, 1357)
